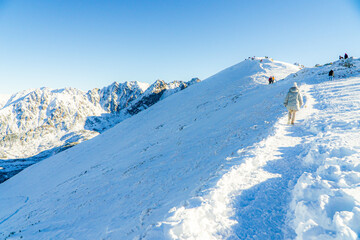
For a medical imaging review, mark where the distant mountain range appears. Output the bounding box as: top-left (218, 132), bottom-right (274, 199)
top-left (0, 78), bottom-right (200, 182)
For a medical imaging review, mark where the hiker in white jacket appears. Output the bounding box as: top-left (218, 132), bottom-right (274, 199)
top-left (284, 82), bottom-right (303, 125)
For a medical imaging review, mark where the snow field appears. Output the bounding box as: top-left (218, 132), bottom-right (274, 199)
top-left (0, 94), bottom-right (11, 108)
top-left (152, 85), bottom-right (312, 240)
top-left (0, 58), bottom-right (301, 240)
top-left (289, 77), bottom-right (360, 240)
top-left (148, 58), bottom-right (360, 239)
top-left (2, 57), bottom-right (360, 239)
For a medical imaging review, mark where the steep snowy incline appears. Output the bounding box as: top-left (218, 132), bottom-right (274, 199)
top-left (150, 84), bottom-right (314, 240)
top-left (0, 79), bottom-right (198, 183)
top-left (153, 57), bottom-right (360, 239)
top-left (0, 59), bottom-right (300, 239)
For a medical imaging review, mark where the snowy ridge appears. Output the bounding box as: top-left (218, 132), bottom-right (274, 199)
top-left (148, 57), bottom-right (360, 239)
top-left (1, 57), bottom-right (360, 239)
top-left (0, 58), bottom-right (301, 239)
top-left (0, 87), bottom-right (105, 159)
top-left (0, 79), bottom-right (199, 159)
top-left (90, 81), bottom-right (149, 113)
top-left (150, 85), bottom-right (314, 239)
top-left (0, 79), bottom-right (199, 183)
top-left (206, 57), bottom-right (300, 89)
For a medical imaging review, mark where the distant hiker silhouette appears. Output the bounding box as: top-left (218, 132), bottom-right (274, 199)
top-left (268, 76), bottom-right (275, 84)
top-left (329, 70), bottom-right (334, 81)
top-left (284, 82), bottom-right (303, 125)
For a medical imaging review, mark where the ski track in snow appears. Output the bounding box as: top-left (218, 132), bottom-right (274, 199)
top-left (0, 197), bottom-right (29, 225)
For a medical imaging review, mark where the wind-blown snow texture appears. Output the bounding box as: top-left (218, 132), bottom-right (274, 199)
top-left (1, 57), bottom-right (360, 239)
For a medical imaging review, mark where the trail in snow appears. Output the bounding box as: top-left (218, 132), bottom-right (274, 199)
top-left (2, 58), bottom-right (360, 240)
top-left (231, 125), bottom-right (306, 239)
top-left (0, 58), bottom-right (301, 240)
top-left (154, 84), bottom-right (314, 240)
top-left (160, 75), bottom-right (360, 239)
top-left (231, 85), bottom-right (316, 239)
top-left (288, 77), bottom-right (360, 240)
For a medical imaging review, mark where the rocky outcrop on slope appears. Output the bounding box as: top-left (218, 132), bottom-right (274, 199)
top-left (88, 81), bottom-right (147, 113)
top-left (127, 78), bottom-right (200, 115)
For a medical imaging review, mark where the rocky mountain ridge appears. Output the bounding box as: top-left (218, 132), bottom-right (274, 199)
top-left (0, 78), bottom-right (200, 182)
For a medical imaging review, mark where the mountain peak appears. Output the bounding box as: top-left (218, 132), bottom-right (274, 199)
top-left (201, 57), bottom-right (301, 94)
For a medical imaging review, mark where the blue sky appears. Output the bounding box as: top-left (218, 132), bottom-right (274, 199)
top-left (1, 0), bottom-right (360, 94)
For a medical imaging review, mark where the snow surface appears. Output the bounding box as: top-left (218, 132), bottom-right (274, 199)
top-left (288, 77), bottom-right (360, 240)
top-left (0, 87), bottom-right (105, 159)
top-left (0, 94), bottom-right (11, 108)
top-left (137, 81), bottom-right (151, 92)
top-left (0, 79), bottom-right (198, 184)
top-left (0, 79), bottom-right (195, 160)
top-left (1, 57), bottom-right (360, 239)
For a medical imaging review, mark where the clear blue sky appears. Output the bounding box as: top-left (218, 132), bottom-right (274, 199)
top-left (1, 0), bottom-right (360, 94)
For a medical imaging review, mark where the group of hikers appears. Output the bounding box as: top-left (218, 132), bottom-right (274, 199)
top-left (247, 54), bottom-right (353, 124)
top-left (246, 56), bottom-right (274, 62)
top-left (329, 53), bottom-right (351, 80)
top-left (268, 76), bottom-right (275, 84)
top-left (339, 53), bottom-right (349, 60)
top-left (284, 53), bottom-right (352, 124)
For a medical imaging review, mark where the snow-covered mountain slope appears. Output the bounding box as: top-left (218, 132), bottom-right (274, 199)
top-left (0, 94), bottom-right (11, 108)
top-left (126, 78), bottom-right (199, 115)
top-left (0, 57), bottom-right (303, 239)
top-left (288, 77), bottom-right (360, 240)
top-left (0, 82), bottom-right (146, 160)
top-left (0, 79), bottom-right (198, 182)
top-left (156, 57), bottom-right (360, 240)
top-left (1, 87), bottom-right (105, 159)
top-left (215, 57), bottom-right (300, 85)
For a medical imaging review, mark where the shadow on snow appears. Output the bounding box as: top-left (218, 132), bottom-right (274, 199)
top-left (229, 120), bottom-right (316, 240)
top-left (0, 144), bottom-right (75, 184)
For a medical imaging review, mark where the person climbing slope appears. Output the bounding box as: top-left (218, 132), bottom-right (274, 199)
top-left (268, 76), bottom-right (275, 84)
top-left (284, 82), bottom-right (303, 125)
top-left (329, 70), bottom-right (334, 81)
